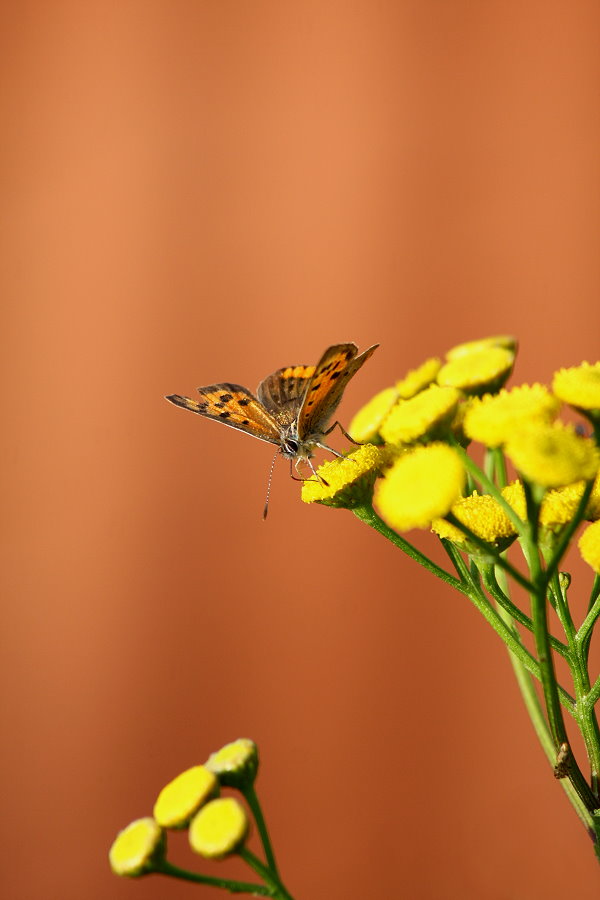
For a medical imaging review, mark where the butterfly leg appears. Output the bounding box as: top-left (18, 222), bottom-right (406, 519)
top-left (315, 441), bottom-right (358, 466)
top-left (289, 457), bottom-right (329, 486)
top-left (323, 420), bottom-right (362, 445)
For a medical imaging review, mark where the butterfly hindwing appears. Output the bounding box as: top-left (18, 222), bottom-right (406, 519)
top-left (257, 365), bottom-right (316, 427)
top-left (297, 343), bottom-right (379, 439)
top-left (166, 383), bottom-right (281, 445)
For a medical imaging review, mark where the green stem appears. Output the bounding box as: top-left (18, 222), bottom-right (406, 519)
top-left (242, 783), bottom-right (279, 876)
top-left (156, 860), bottom-right (272, 894)
top-left (523, 527), bottom-right (598, 812)
top-left (577, 588), bottom-right (600, 665)
top-left (441, 545), bottom-right (576, 711)
top-left (481, 565), bottom-right (569, 659)
top-left (240, 848), bottom-right (294, 900)
top-left (352, 504), bottom-right (468, 595)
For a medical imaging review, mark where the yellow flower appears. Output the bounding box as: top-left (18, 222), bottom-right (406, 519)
top-left (463, 384), bottom-right (559, 448)
top-left (505, 422), bottom-right (599, 489)
top-left (205, 738), bottom-right (258, 789)
top-left (189, 798), bottom-right (249, 859)
top-left (153, 765), bottom-right (218, 829)
top-left (109, 818), bottom-right (165, 877)
top-left (348, 387), bottom-right (398, 443)
top-left (396, 357), bottom-right (442, 399)
top-left (502, 476), bottom-right (600, 537)
top-left (379, 385), bottom-right (461, 445)
top-left (301, 444), bottom-right (390, 508)
top-left (579, 521), bottom-right (600, 574)
top-left (437, 346), bottom-right (515, 396)
top-left (540, 474), bottom-right (600, 528)
top-left (375, 443), bottom-right (465, 531)
top-left (445, 335), bottom-right (518, 361)
top-left (431, 491), bottom-right (518, 552)
top-left (553, 361), bottom-right (600, 413)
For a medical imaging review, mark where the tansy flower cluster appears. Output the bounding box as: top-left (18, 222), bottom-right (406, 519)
top-left (300, 336), bottom-right (600, 846)
top-left (302, 336), bottom-right (600, 575)
top-left (109, 739), bottom-right (291, 897)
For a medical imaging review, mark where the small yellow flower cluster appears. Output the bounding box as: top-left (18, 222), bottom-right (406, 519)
top-left (109, 739), bottom-right (257, 877)
top-left (305, 340), bottom-right (600, 546)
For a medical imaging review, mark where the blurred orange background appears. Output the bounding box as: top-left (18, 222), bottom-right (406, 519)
top-left (2, 2), bottom-right (599, 898)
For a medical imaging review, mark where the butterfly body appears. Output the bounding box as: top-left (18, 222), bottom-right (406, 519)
top-left (166, 343), bottom-right (378, 477)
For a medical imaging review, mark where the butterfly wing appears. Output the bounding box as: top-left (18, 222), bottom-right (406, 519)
top-left (257, 365), bottom-right (316, 427)
top-left (297, 343), bottom-right (379, 439)
top-left (166, 383), bottom-right (281, 445)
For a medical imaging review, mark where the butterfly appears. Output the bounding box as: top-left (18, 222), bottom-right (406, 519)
top-left (166, 342), bottom-right (379, 515)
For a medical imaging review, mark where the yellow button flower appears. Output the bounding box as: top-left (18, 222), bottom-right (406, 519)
top-left (189, 797), bottom-right (249, 859)
top-left (396, 357), bottom-right (442, 399)
top-left (348, 387), bottom-right (398, 443)
top-left (505, 422), bottom-right (599, 489)
top-left (553, 361), bottom-right (600, 413)
top-left (375, 443), bottom-right (465, 531)
top-left (205, 738), bottom-right (258, 789)
top-left (445, 335), bottom-right (518, 361)
top-left (109, 817), bottom-right (165, 877)
top-left (540, 475), bottom-right (600, 529)
top-left (432, 491), bottom-right (518, 552)
top-left (379, 385), bottom-right (461, 445)
top-left (437, 346), bottom-right (515, 396)
top-left (463, 384), bottom-right (560, 448)
top-left (153, 765), bottom-right (218, 829)
top-left (301, 444), bottom-right (390, 508)
top-left (579, 521), bottom-right (600, 574)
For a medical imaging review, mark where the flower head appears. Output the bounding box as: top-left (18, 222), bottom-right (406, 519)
top-left (205, 739), bottom-right (258, 789)
top-left (579, 520), bottom-right (600, 574)
top-left (396, 357), bottom-right (442, 399)
top-left (109, 818), bottom-right (165, 877)
top-left (437, 346), bottom-right (514, 395)
top-left (431, 491), bottom-right (518, 553)
top-left (463, 384), bottom-right (560, 448)
top-left (375, 443), bottom-right (466, 531)
top-left (301, 444), bottom-right (390, 508)
top-left (445, 335), bottom-right (518, 361)
top-left (553, 361), bottom-right (600, 415)
top-left (189, 797), bottom-right (249, 859)
top-left (379, 385), bottom-right (461, 445)
top-left (505, 422), bottom-right (599, 489)
top-left (153, 765), bottom-right (218, 829)
top-left (348, 387), bottom-right (398, 443)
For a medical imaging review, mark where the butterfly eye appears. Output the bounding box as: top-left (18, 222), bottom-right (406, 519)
top-left (284, 438), bottom-right (299, 455)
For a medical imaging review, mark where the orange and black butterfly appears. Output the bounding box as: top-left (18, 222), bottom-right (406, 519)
top-left (166, 342), bottom-right (378, 514)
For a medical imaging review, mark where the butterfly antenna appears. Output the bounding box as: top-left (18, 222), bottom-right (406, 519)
top-left (263, 449), bottom-right (280, 520)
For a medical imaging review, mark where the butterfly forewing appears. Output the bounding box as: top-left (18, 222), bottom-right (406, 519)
top-left (257, 364), bottom-right (316, 427)
top-left (166, 383), bottom-right (281, 445)
top-left (297, 343), bottom-right (379, 438)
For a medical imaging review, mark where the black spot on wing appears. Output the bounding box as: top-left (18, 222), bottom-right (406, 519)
top-left (219, 393), bottom-right (233, 403)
